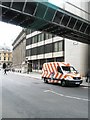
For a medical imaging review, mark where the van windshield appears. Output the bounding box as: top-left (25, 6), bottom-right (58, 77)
top-left (61, 66), bottom-right (77, 73)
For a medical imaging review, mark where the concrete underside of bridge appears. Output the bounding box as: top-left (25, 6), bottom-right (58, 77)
top-left (0, 1), bottom-right (90, 44)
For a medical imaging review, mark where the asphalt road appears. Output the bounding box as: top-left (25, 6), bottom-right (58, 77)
top-left (0, 70), bottom-right (89, 118)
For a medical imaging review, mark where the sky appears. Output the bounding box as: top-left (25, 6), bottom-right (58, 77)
top-left (0, 21), bottom-right (22, 49)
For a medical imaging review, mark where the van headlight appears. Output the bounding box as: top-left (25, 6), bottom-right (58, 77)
top-left (65, 76), bottom-right (73, 80)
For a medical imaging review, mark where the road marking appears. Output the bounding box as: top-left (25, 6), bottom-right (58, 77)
top-left (44, 89), bottom-right (53, 92)
top-left (81, 86), bottom-right (90, 89)
top-left (44, 90), bottom-right (89, 102)
top-left (82, 87), bottom-right (88, 89)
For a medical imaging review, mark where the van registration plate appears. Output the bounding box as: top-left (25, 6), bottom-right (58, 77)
top-left (75, 82), bottom-right (80, 84)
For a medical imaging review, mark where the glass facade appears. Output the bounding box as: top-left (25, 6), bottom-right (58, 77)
top-left (54, 41), bottom-right (63, 52)
top-left (26, 41), bottom-right (64, 57)
top-left (26, 29), bottom-right (64, 71)
top-left (26, 32), bottom-right (55, 46)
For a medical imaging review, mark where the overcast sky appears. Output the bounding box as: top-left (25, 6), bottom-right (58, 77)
top-left (0, 22), bottom-right (22, 49)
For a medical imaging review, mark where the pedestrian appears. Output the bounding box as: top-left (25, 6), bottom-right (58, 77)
top-left (4, 68), bottom-right (7, 75)
top-left (86, 70), bottom-right (90, 83)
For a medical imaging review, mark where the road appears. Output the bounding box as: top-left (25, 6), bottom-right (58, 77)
top-left (0, 70), bottom-right (89, 118)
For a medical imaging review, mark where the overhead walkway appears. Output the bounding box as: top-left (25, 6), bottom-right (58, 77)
top-left (0, 0), bottom-right (90, 44)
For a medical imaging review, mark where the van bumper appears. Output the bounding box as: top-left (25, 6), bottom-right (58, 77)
top-left (65, 80), bottom-right (83, 86)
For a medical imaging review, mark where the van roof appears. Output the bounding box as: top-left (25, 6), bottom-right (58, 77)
top-left (43, 62), bottom-right (71, 66)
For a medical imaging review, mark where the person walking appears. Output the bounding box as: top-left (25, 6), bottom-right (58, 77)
top-left (4, 68), bottom-right (7, 75)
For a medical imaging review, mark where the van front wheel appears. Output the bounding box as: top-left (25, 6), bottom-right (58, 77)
top-left (61, 80), bottom-right (66, 87)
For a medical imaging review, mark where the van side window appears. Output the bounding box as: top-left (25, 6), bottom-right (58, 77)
top-left (57, 66), bottom-right (62, 73)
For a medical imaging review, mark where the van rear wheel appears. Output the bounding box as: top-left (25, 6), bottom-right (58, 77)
top-left (61, 80), bottom-right (66, 87)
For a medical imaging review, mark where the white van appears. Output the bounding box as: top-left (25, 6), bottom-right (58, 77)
top-left (42, 62), bottom-right (83, 87)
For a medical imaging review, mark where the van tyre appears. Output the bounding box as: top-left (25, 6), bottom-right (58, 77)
top-left (61, 80), bottom-right (66, 87)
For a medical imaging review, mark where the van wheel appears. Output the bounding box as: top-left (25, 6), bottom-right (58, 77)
top-left (44, 78), bottom-right (48, 83)
top-left (61, 80), bottom-right (66, 87)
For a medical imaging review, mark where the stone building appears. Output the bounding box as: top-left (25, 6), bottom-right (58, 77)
top-left (12, 29), bottom-right (26, 73)
top-left (0, 46), bottom-right (12, 69)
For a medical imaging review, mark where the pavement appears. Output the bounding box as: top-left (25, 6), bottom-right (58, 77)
top-left (12, 71), bottom-right (90, 87)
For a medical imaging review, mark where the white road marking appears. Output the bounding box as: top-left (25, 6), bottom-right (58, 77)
top-left (44, 90), bottom-right (51, 92)
top-left (44, 89), bottom-right (89, 102)
top-left (82, 87), bottom-right (88, 89)
top-left (81, 86), bottom-right (90, 89)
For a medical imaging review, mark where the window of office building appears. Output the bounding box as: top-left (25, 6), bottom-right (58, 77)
top-left (45, 44), bottom-right (53, 53)
top-left (26, 49), bottom-right (31, 56)
top-left (44, 33), bottom-right (49, 40)
top-left (54, 41), bottom-right (64, 52)
top-left (56, 57), bottom-right (64, 62)
top-left (32, 36), bottom-right (37, 44)
top-left (26, 50), bottom-right (28, 57)
top-left (29, 49), bottom-right (31, 56)
top-left (34, 36), bottom-right (38, 43)
top-left (58, 41), bottom-right (63, 51)
top-left (40, 33), bottom-right (44, 42)
top-left (54, 42), bottom-right (58, 52)
top-left (38, 46), bottom-right (44, 54)
top-left (31, 47), bottom-right (37, 56)
top-left (32, 60), bottom-right (38, 70)
top-left (26, 38), bottom-right (32, 46)
top-left (40, 59), bottom-right (46, 70)
top-left (38, 34), bottom-right (41, 42)
top-left (48, 34), bottom-right (53, 39)
top-left (47, 58), bottom-right (54, 62)
top-left (32, 37), bottom-right (35, 44)
top-left (38, 33), bottom-right (44, 42)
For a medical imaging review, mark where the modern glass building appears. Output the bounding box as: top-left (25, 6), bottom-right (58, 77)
top-left (25, 29), bottom-right (89, 76)
top-left (26, 29), bottom-right (64, 72)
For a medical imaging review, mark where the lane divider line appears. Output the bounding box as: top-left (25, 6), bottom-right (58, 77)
top-left (44, 90), bottom-right (89, 102)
